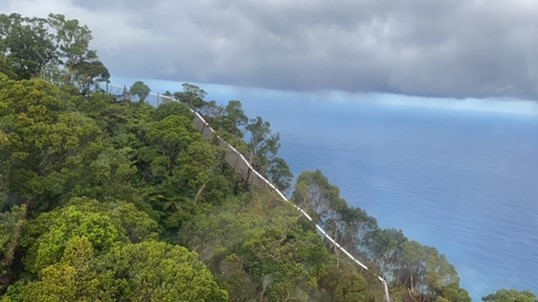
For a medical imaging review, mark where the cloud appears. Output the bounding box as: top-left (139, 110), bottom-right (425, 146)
top-left (2, 0), bottom-right (538, 99)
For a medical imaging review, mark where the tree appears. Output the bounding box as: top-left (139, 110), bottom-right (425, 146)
top-left (175, 141), bottom-right (218, 203)
top-left (482, 289), bottom-right (537, 302)
top-left (0, 13), bottom-right (56, 79)
top-left (219, 100), bottom-right (248, 138)
top-left (153, 101), bottom-right (192, 121)
top-left (292, 170), bottom-right (347, 227)
top-left (146, 115), bottom-right (198, 176)
top-left (22, 204), bottom-right (126, 274)
top-left (130, 81), bottom-right (150, 102)
top-left (70, 56), bottom-right (110, 95)
top-left (19, 236), bottom-right (101, 302)
top-left (0, 13), bottom-right (109, 94)
top-left (319, 266), bottom-right (371, 302)
top-left (47, 14), bottom-right (93, 68)
top-left (245, 116), bottom-right (280, 174)
top-left (0, 206), bottom-right (26, 293)
top-left (46, 13), bottom-right (109, 94)
top-left (175, 83), bottom-right (207, 109)
top-left (0, 54), bottom-right (16, 79)
top-left (0, 79), bottom-right (104, 212)
top-left (98, 241), bottom-right (228, 302)
top-left (267, 157), bottom-right (293, 191)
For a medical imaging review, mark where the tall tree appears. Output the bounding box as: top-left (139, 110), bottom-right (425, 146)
top-left (245, 116), bottom-right (280, 174)
top-left (0, 13), bottom-right (56, 79)
top-left (46, 13), bottom-right (111, 93)
top-left (175, 83), bottom-right (207, 109)
top-left (69, 55), bottom-right (110, 96)
top-left (130, 81), bottom-right (151, 102)
top-left (47, 14), bottom-right (93, 68)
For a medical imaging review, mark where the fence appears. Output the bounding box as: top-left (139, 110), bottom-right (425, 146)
top-left (108, 84), bottom-right (391, 302)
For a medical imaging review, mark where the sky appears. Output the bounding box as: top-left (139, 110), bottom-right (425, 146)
top-left (2, 0), bottom-right (538, 99)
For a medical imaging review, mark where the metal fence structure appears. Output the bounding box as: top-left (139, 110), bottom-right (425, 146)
top-left (108, 84), bottom-right (391, 302)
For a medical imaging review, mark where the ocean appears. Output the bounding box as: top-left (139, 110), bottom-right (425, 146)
top-left (112, 77), bottom-right (538, 301)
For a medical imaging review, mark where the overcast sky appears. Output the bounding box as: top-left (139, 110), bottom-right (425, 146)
top-left (2, 0), bottom-right (538, 99)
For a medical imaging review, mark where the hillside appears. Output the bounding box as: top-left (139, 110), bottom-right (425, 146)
top-left (1, 12), bottom-right (536, 302)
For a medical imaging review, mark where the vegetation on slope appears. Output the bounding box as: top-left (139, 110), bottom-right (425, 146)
top-left (0, 12), bottom-right (536, 302)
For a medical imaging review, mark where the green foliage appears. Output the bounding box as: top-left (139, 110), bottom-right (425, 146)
top-left (154, 101), bottom-right (192, 121)
top-left (23, 204), bottom-right (125, 273)
top-left (0, 206), bottom-right (26, 292)
top-left (47, 14), bottom-right (93, 68)
top-left (0, 78), bottom-right (137, 212)
top-left (179, 192), bottom-right (334, 301)
top-left (0, 15), bottom-right (524, 301)
top-left (267, 157), bottom-right (293, 191)
top-left (98, 241), bottom-right (228, 302)
top-left (175, 83), bottom-right (207, 109)
top-left (174, 140), bottom-right (219, 202)
top-left (482, 289), bottom-right (537, 302)
top-left (0, 13), bottom-right (108, 94)
top-left (293, 170), bottom-right (473, 301)
top-left (0, 55), bottom-right (16, 79)
top-left (70, 57), bottom-right (110, 96)
top-left (129, 81), bottom-right (150, 102)
top-left (146, 115), bottom-right (198, 176)
top-left (319, 266), bottom-right (372, 302)
top-left (20, 236), bottom-right (101, 302)
top-left (0, 14), bottom-right (56, 80)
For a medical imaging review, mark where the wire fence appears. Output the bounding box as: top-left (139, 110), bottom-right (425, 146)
top-left (108, 84), bottom-right (391, 302)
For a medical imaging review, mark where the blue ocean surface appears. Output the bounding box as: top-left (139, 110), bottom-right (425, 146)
top-left (112, 77), bottom-right (538, 301)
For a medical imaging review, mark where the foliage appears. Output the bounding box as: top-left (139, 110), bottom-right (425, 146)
top-left (292, 170), bottom-right (471, 302)
top-left (482, 289), bottom-right (537, 302)
top-left (0, 13), bottom-right (108, 94)
top-left (0, 12), bottom-right (529, 302)
top-left (0, 14), bottom-right (56, 80)
top-left (98, 241), bottom-right (228, 302)
top-left (129, 81), bottom-right (150, 102)
top-left (0, 206), bottom-right (26, 292)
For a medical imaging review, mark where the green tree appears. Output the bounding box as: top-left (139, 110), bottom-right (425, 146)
top-left (20, 236), bottom-right (101, 302)
top-left (130, 81), bottom-right (150, 102)
top-left (267, 157), bottom-right (293, 191)
top-left (175, 83), bottom-right (207, 109)
top-left (0, 13), bottom-right (56, 79)
top-left (0, 206), bottom-right (26, 293)
top-left (70, 56), bottom-right (110, 95)
top-left (220, 100), bottom-right (248, 138)
top-left (153, 101), bottom-right (192, 121)
top-left (22, 204), bottom-right (126, 273)
top-left (0, 54), bottom-right (16, 79)
top-left (146, 115), bottom-right (198, 176)
top-left (175, 141), bottom-right (218, 203)
top-left (482, 289), bottom-right (537, 302)
top-left (245, 116), bottom-right (281, 174)
top-left (98, 241), bottom-right (228, 302)
top-left (319, 266), bottom-right (371, 302)
top-left (47, 14), bottom-right (93, 69)
top-left (0, 79), bottom-right (104, 211)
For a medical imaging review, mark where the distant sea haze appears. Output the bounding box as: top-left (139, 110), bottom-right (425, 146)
top-left (113, 77), bottom-right (538, 302)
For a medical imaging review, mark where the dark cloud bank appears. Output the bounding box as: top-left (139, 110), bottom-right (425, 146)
top-left (3, 0), bottom-right (538, 99)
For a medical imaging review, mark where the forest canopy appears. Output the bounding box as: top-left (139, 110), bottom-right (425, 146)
top-left (0, 12), bottom-right (535, 302)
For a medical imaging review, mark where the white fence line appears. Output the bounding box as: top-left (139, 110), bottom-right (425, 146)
top-left (109, 84), bottom-right (391, 302)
